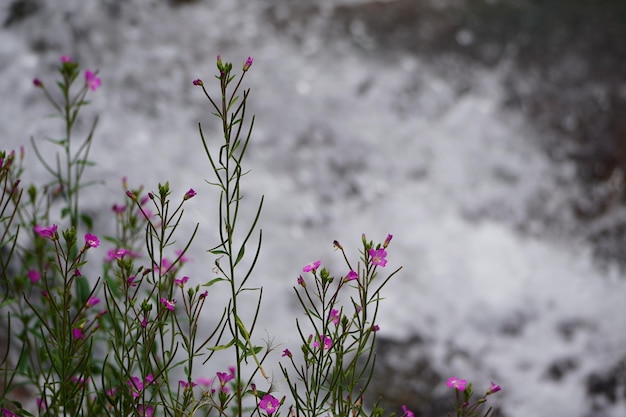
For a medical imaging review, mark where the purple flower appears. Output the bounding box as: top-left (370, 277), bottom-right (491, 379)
top-left (160, 297), bottom-right (176, 311)
top-left (87, 296), bottom-right (101, 307)
top-left (34, 224), bottom-right (57, 240)
top-left (302, 260), bottom-right (321, 273)
top-left (368, 248), bottom-right (387, 267)
top-left (33, 78), bottom-right (43, 88)
top-left (27, 269), bottom-right (41, 284)
top-left (137, 404), bottom-right (154, 417)
top-left (344, 270), bottom-right (358, 281)
top-left (258, 394), bottom-right (280, 415)
top-left (371, 324), bottom-right (380, 332)
top-left (486, 381), bottom-right (502, 395)
top-left (313, 335), bottom-right (332, 350)
top-left (174, 276), bottom-right (189, 287)
top-left (85, 70), bottom-right (101, 91)
top-left (179, 380), bottom-right (197, 389)
top-left (297, 275), bottom-right (306, 287)
top-left (243, 56), bottom-right (254, 71)
top-left (112, 203), bottom-right (126, 214)
top-left (192, 79), bottom-right (203, 86)
top-left (282, 349), bottom-right (292, 358)
top-left (217, 371), bottom-right (234, 387)
top-left (60, 55), bottom-right (71, 63)
top-left (184, 188), bottom-right (197, 200)
top-left (446, 377), bottom-right (467, 391)
top-left (72, 328), bottom-right (85, 340)
top-left (85, 233), bottom-right (99, 248)
top-left (329, 309), bottom-right (340, 325)
top-left (401, 405), bottom-right (414, 417)
top-left (383, 233), bottom-right (393, 248)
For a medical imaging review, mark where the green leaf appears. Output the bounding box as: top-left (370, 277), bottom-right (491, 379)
top-left (203, 277), bottom-right (226, 287)
top-left (207, 339), bottom-right (235, 351)
top-left (80, 214), bottom-right (93, 229)
top-left (234, 245), bottom-right (245, 266)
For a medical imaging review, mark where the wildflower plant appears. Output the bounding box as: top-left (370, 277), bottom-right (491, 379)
top-left (0, 54), bottom-right (502, 417)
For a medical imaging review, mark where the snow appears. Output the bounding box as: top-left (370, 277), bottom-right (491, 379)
top-left (1, 0), bottom-right (625, 416)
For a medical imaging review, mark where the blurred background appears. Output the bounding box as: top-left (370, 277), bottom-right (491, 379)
top-left (2, 0), bottom-right (626, 416)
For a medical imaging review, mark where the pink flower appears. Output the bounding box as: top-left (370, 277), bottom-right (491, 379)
top-left (383, 234), bottom-right (393, 248)
top-left (175, 276), bottom-right (189, 287)
top-left (401, 405), bottom-right (414, 417)
top-left (217, 371), bottom-right (234, 386)
top-left (127, 275), bottom-right (137, 287)
top-left (258, 394), bottom-right (279, 415)
top-left (160, 297), bottom-right (176, 311)
top-left (329, 309), bottom-right (340, 325)
top-left (302, 260), bottom-right (321, 273)
top-left (72, 328), bottom-right (85, 340)
top-left (196, 376), bottom-right (213, 386)
top-left (368, 248), bottom-right (387, 267)
top-left (344, 270), bottom-right (358, 281)
top-left (243, 56), bottom-right (254, 71)
top-left (199, 290), bottom-right (208, 299)
top-left (371, 324), bottom-right (380, 332)
top-left (112, 203), bottom-right (126, 214)
top-left (34, 224), bottom-right (57, 240)
top-left (73, 268), bottom-right (82, 277)
top-left (85, 70), bottom-right (101, 91)
top-left (179, 380), bottom-right (197, 389)
top-left (137, 404), bottom-right (154, 417)
top-left (192, 79), bottom-right (203, 86)
top-left (106, 248), bottom-right (130, 261)
top-left (33, 78), bottom-right (43, 88)
top-left (60, 55), bottom-right (71, 63)
top-left (486, 381), bottom-right (502, 395)
top-left (282, 349), bottom-right (292, 358)
top-left (2, 408), bottom-right (20, 417)
top-left (86, 296), bottom-right (101, 307)
top-left (184, 188), bottom-right (197, 200)
top-left (313, 335), bottom-right (332, 350)
top-left (175, 249), bottom-right (191, 264)
top-left (27, 269), bottom-right (41, 284)
top-left (297, 275), bottom-right (306, 287)
top-left (85, 233), bottom-right (99, 248)
top-left (446, 377), bottom-right (467, 391)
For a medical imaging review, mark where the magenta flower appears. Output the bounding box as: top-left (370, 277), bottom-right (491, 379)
top-left (85, 70), bottom-right (101, 91)
top-left (282, 349), bottom-right (292, 358)
top-left (486, 381), bottom-right (502, 395)
top-left (297, 275), bottom-right (306, 287)
top-left (368, 248), bottom-right (387, 267)
top-left (259, 394), bottom-right (279, 415)
top-left (74, 268), bottom-right (82, 277)
top-left (192, 78), bottom-right (203, 86)
top-left (127, 275), bottom-right (137, 287)
top-left (344, 270), bottom-right (358, 281)
top-left (34, 224), bottom-right (57, 240)
top-left (329, 309), bottom-right (340, 325)
top-left (72, 328), bottom-right (85, 340)
top-left (401, 405), bottom-right (414, 417)
top-left (196, 376), bottom-right (213, 387)
top-left (313, 335), bottom-right (332, 350)
top-left (217, 371), bottom-right (234, 386)
top-left (175, 249), bottom-right (191, 263)
top-left (184, 188), bottom-right (197, 200)
top-left (106, 248), bottom-right (130, 261)
top-left (60, 55), bottom-right (71, 63)
top-left (243, 56), bottom-right (254, 71)
top-left (371, 324), bottom-right (380, 332)
top-left (33, 78), bottom-right (43, 88)
top-left (199, 290), bottom-right (208, 299)
top-left (137, 404), bottom-right (154, 417)
top-left (446, 377), bottom-right (467, 391)
top-left (302, 260), bottom-right (321, 273)
top-left (174, 276), bottom-right (189, 287)
top-left (179, 380), bottom-right (197, 389)
top-left (86, 296), bottom-right (101, 307)
top-left (383, 234), bottom-right (393, 248)
top-left (27, 269), bottom-right (41, 284)
top-left (160, 297), bottom-right (176, 311)
top-left (112, 203), bottom-right (126, 214)
top-left (2, 408), bottom-right (20, 417)
top-left (85, 233), bottom-right (99, 248)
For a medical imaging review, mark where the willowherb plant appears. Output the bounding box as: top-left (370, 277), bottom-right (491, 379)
top-left (0, 54), bottom-right (501, 417)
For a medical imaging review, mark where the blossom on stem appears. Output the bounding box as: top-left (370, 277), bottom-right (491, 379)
top-left (137, 404), bottom-right (154, 417)
top-left (383, 233), bottom-right (393, 248)
top-left (401, 405), bottom-right (414, 417)
top-left (72, 328), bottom-right (85, 340)
top-left (184, 188), bottom-right (197, 200)
top-left (313, 335), bottom-right (332, 350)
top-left (259, 394), bottom-right (279, 415)
top-left (27, 269), bottom-right (41, 284)
top-left (302, 260), bottom-right (321, 273)
top-left (160, 297), bottom-right (176, 311)
top-left (243, 56), bottom-right (254, 71)
top-left (33, 78), bottom-right (43, 88)
top-left (179, 380), bottom-right (197, 389)
top-left (86, 296), bottom-right (101, 307)
top-left (486, 381), bottom-right (502, 395)
top-left (192, 79), bottom-right (203, 86)
top-left (112, 203), bottom-right (126, 214)
top-left (297, 275), bottom-right (306, 287)
top-left (329, 309), bottom-right (340, 325)
top-left (105, 248), bottom-right (131, 262)
top-left (174, 276), bottom-right (189, 287)
top-left (446, 377), bottom-right (467, 391)
top-left (368, 248), bottom-right (387, 267)
top-left (282, 349), bottom-right (292, 358)
top-left (34, 224), bottom-right (57, 240)
top-left (60, 55), bottom-right (71, 63)
top-left (85, 70), bottom-right (101, 91)
top-left (344, 270), bottom-right (358, 281)
top-left (84, 233), bottom-right (99, 248)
